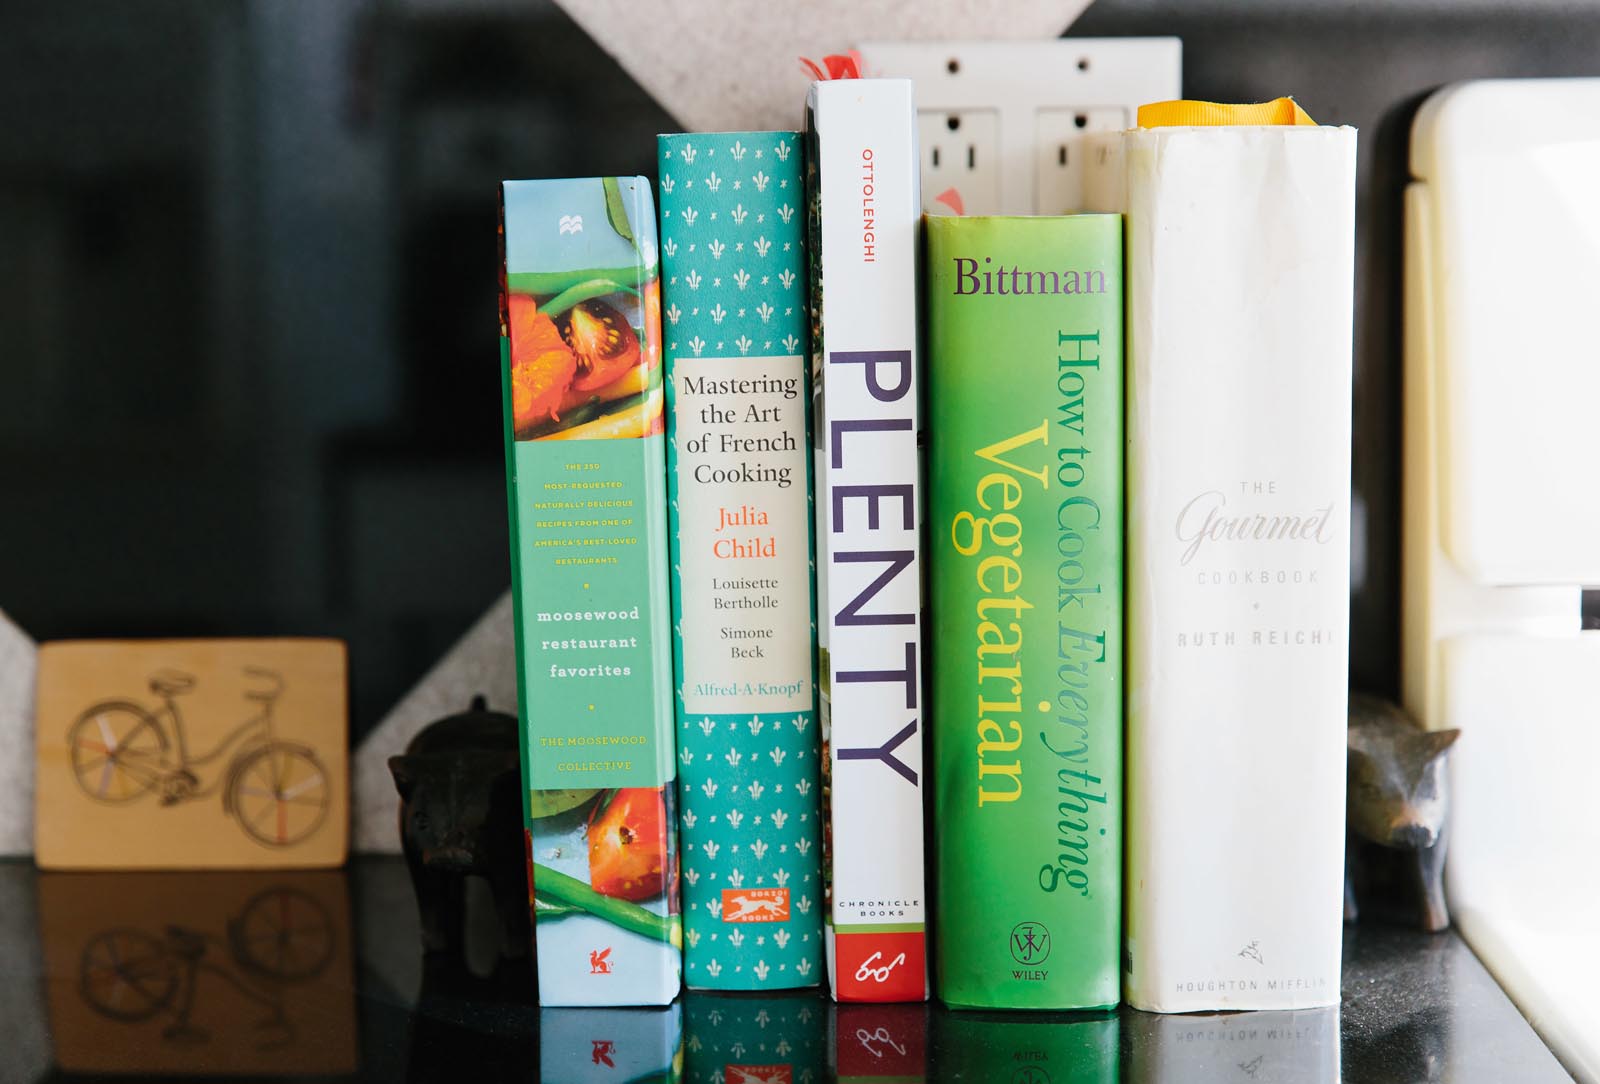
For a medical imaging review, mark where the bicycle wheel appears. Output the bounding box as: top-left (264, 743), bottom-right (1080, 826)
top-left (79, 928), bottom-right (180, 1022)
top-left (68, 702), bottom-right (166, 804)
top-left (228, 742), bottom-right (332, 848)
top-left (229, 886), bottom-right (336, 981)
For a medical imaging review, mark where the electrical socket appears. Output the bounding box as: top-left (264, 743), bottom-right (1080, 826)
top-left (1036, 105), bottom-right (1130, 215)
top-left (856, 39), bottom-right (1181, 215)
top-left (918, 108), bottom-right (1000, 216)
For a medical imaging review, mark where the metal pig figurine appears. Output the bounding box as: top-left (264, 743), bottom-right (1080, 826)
top-left (1345, 694), bottom-right (1461, 932)
top-left (389, 695), bottom-right (530, 959)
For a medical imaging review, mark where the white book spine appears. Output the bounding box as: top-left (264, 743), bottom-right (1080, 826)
top-left (806, 78), bottom-right (928, 1003)
top-left (1112, 126), bottom-right (1357, 1012)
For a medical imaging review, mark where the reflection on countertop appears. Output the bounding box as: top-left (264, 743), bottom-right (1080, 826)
top-left (0, 858), bottom-right (1572, 1082)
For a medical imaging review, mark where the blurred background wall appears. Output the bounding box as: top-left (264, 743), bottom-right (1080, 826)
top-left (3, 0), bottom-right (1597, 741)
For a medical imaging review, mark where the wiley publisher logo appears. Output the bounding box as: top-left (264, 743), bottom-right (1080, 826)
top-left (589, 947), bottom-right (613, 974)
top-left (591, 1040), bottom-right (616, 1067)
top-left (1009, 922), bottom-right (1051, 966)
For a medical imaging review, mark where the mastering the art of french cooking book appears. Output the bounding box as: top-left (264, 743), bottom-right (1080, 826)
top-left (1086, 99), bottom-right (1356, 1013)
top-left (804, 77), bottom-right (928, 1003)
top-left (657, 130), bottom-right (825, 990)
top-left (498, 176), bottom-right (680, 1006)
top-left (925, 213), bottom-right (1124, 1011)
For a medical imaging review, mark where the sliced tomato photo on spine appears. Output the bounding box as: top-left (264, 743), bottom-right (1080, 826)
top-left (587, 786), bottom-right (668, 902)
top-left (642, 278), bottom-right (661, 370)
top-left (561, 299), bottom-right (642, 392)
top-left (508, 293), bottom-right (578, 433)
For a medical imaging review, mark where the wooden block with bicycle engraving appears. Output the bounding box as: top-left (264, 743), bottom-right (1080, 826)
top-left (35, 639), bottom-right (348, 869)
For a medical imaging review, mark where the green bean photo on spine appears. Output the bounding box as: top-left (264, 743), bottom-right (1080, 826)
top-left (540, 277), bottom-right (640, 319)
top-left (532, 863), bottom-right (682, 947)
top-left (504, 266), bottom-right (647, 299)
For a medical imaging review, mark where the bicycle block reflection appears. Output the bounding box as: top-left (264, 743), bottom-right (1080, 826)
top-left (39, 869), bottom-right (358, 1076)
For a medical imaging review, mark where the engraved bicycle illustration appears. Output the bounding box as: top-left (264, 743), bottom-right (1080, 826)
top-left (67, 668), bottom-right (332, 847)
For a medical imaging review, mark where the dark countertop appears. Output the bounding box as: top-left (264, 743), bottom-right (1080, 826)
top-left (0, 857), bottom-right (1571, 1082)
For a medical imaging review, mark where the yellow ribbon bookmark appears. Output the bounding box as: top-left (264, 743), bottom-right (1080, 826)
top-left (1137, 97), bottom-right (1317, 127)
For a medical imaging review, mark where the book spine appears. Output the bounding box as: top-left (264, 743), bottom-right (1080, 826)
top-left (925, 215), bottom-right (1124, 1010)
top-left (805, 78), bottom-right (928, 1003)
top-left (1117, 127), bottom-right (1355, 1012)
top-left (658, 131), bottom-right (824, 991)
top-left (499, 176), bottom-right (680, 1007)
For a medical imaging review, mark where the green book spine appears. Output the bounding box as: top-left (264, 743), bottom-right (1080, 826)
top-left (925, 214), bottom-right (1124, 1010)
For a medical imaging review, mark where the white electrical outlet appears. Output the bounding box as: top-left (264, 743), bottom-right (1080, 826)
top-left (917, 108), bottom-right (1000, 215)
top-left (1036, 105), bottom-right (1129, 215)
top-left (856, 39), bottom-right (1181, 215)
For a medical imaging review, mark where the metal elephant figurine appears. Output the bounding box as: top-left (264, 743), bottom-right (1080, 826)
top-left (389, 696), bottom-right (529, 960)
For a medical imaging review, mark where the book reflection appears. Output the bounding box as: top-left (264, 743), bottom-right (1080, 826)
top-left (1126, 1006), bottom-right (1340, 1083)
top-left (540, 1003), bottom-right (684, 1084)
top-left (834, 1003), bottom-right (927, 1083)
top-left (537, 997), bottom-right (1347, 1082)
top-left (935, 1009), bottom-right (1118, 1083)
top-left (685, 992), bottom-right (824, 1084)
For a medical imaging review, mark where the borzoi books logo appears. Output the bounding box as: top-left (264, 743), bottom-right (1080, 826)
top-left (721, 887), bottom-right (790, 923)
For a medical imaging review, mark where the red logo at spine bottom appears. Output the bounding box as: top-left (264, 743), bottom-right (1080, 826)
top-left (589, 948), bottom-right (612, 974)
top-left (834, 931), bottom-right (925, 1002)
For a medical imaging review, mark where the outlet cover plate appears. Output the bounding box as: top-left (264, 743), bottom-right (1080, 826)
top-left (857, 38), bottom-right (1181, 215)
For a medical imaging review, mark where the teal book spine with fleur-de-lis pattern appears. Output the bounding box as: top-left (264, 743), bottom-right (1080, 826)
top-left (658, 131), bottom-right (824, 990)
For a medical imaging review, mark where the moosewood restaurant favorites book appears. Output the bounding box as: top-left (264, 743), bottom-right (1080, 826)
top-left (500, 175), bottom-right (681, 1007)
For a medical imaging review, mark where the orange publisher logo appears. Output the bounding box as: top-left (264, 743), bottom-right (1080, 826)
top-left (721, 887), bottom-right (790, 923)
